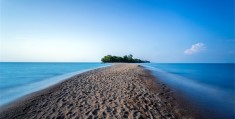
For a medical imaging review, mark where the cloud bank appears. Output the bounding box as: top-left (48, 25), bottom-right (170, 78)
top-left (184, 43), bottom-right (205, 55)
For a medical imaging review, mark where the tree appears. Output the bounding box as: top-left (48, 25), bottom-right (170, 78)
top-left (101, 54), bottom-right (150, 63)
top-left (101, 55), bottom-right (112, 62)
top-left (127, 54), bottom-right (133, 62)
top-left (123, 55), bottom-right (128, 62)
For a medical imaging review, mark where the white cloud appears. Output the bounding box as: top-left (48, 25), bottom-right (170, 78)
top-left (184, 43), bottom-right (206, 55)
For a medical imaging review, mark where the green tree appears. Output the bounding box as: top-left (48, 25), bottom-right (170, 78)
top-left (127, 54), bottom-right (133, 62)
top-left (123, 55), bottom-right (128, 62)
top-left (101, 55), bottom-right (112, 62)
top-left (101, 54), bottom-right (150, 63)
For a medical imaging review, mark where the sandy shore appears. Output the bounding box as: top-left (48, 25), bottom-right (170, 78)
top-left (0, 64), bottom-right (193, 119)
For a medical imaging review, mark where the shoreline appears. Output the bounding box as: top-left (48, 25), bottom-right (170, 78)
top-left (143, 65), bottom-right (234, 119)
top-left (0, 64), bottom-right (193, 119)
top-left (0, 64), bottom-right (110, 107)
top-left (141, 66), bottom-right (207, 119)
top-left (0, 65), bottom-right (112, 110)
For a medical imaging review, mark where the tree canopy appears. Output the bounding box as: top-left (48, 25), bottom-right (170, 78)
top-left (101, 54), bottom-right (150, 63)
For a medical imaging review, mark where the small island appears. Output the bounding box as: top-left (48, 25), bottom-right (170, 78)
top-left (101, 54), bottom-right (150, 63)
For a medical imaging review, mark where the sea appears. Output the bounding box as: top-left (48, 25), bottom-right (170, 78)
top-left (143, 63), bottom-right (235, 119)
top-left (0, 62), bottom-right (109, 106)
top-left (0, 63), bottom-right (234, 118)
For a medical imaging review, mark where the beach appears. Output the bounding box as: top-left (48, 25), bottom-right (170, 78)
top-left (0, 64), bottom-right (192, 119)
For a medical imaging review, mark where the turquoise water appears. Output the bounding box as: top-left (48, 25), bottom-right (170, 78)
top-left (0, 62), bottom-right (109, 106)
top-left (143, 63), bottom-right (235, 119)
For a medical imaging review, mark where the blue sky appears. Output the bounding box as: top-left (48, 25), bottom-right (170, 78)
top-left (0, 0), bottom-right (234, 62)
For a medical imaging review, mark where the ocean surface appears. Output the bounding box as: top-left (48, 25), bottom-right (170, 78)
top-left (0, 62), bottom-right (109, 106)
top-left (143, 63), bottom-right (235, 119)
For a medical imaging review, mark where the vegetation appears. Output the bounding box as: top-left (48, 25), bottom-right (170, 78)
top-left (101, 54), bottom-right (150, 63)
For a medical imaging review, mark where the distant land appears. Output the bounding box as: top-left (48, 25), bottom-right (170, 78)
top-left (101, 54), bottom-right (150, 63)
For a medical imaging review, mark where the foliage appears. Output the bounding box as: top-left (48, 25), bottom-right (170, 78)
top-left (101, 54), bottom-right (150, 63)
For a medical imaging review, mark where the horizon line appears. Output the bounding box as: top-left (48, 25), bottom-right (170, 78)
top-left (0, 61), bottom-right (234, 64)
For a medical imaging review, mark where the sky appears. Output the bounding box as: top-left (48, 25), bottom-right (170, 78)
top-left (0, 0), bottom-right (234, 63)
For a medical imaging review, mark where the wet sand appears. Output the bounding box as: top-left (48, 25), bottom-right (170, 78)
top-left (0, 64), bottom-right (194, 119)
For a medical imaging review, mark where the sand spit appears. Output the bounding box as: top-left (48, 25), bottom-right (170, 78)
top-left (0, 64), bottom-right (186, 119)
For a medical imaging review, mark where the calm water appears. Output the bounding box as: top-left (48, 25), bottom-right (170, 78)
top-left (143, 63), bottom-right (235, 119)
top-left (0, 62), bottom-right (109, 106)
